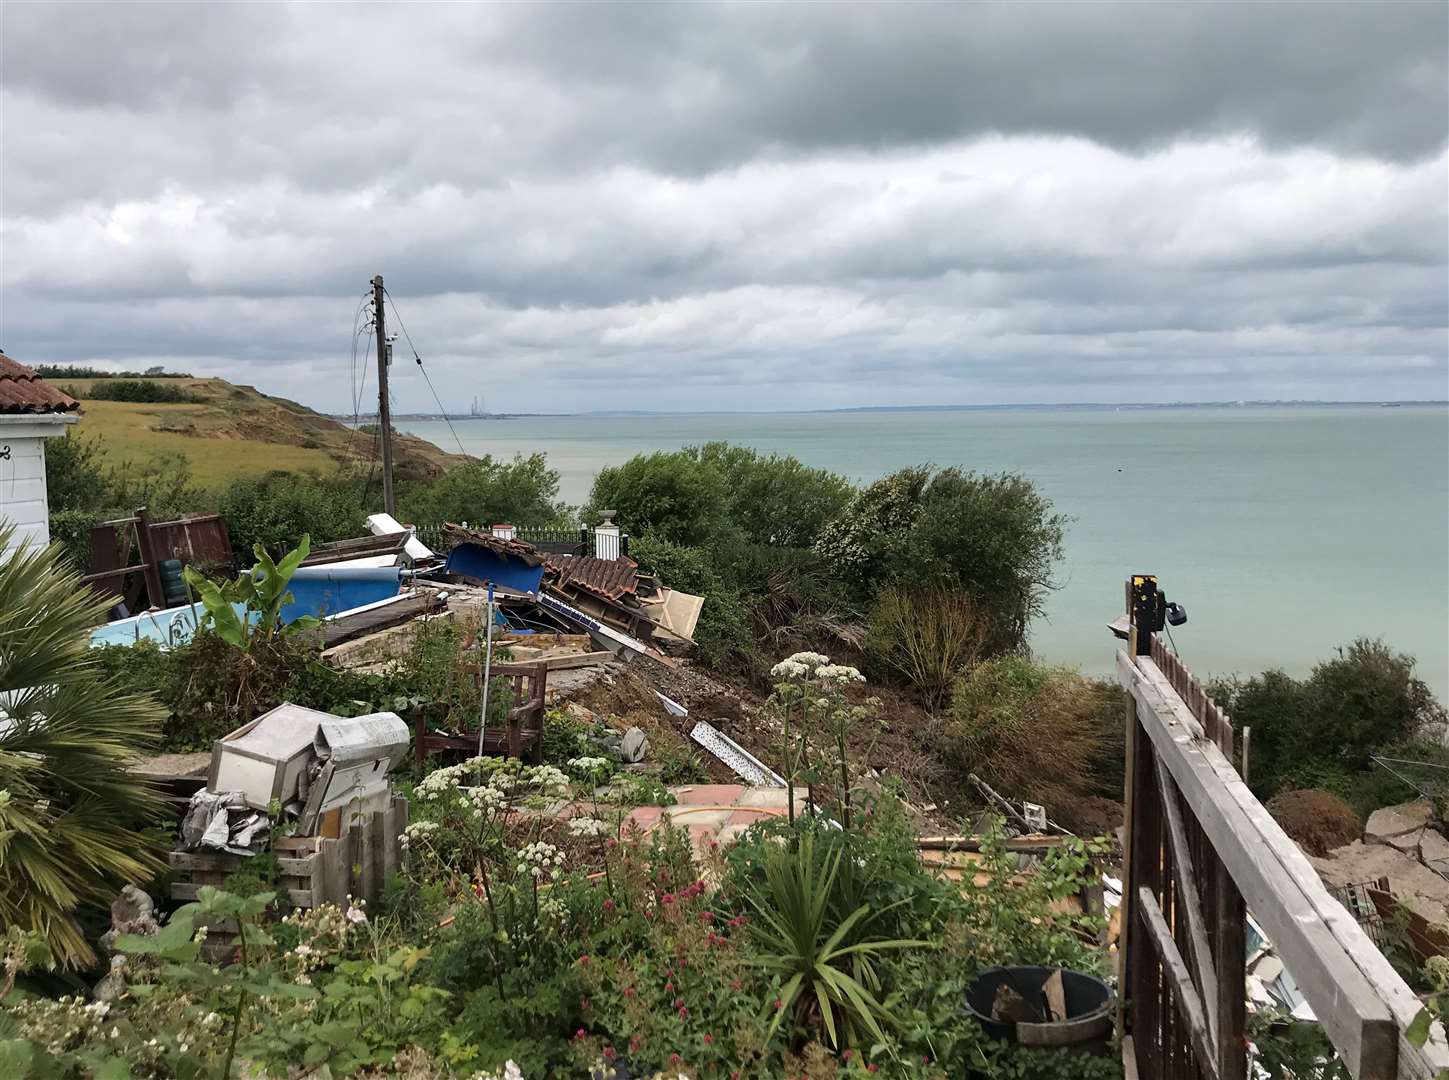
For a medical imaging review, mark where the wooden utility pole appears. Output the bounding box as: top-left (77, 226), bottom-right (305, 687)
top-left (372, 274), bottom-right (396, 515)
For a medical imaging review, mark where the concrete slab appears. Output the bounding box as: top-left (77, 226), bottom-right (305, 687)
top-left (672, 785), bottom-right (747, 807)
top-left (735, 786), bottom-right (808, 809)
top-left (1312, 840), bottom-right (1449, 923)
top-left (622, 806), bottom-right (663, 833)
top-left (729, 807), bottom-right (785, 826)
top-left (1420, 829), bottom-right (1449, 865)
top-left (1365, 800), bottom-right (1435, 844)
top-left (664, 806), bottom-right (733, 830)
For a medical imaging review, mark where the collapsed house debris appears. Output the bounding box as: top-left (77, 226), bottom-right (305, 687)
top-left (170, 702), bottom-right (410, 908)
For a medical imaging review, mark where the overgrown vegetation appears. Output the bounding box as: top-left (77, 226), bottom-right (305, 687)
top-left (60, 379), bottom-right (194, 403)
top-left (1212, 639), bottom-right (1448, 817)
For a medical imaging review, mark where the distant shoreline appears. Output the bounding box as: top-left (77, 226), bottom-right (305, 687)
top-left (367, 399), bottom-right (1449, 422)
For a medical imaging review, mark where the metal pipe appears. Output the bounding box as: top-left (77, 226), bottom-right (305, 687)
top-left (477, 583), bottom-right (495, 758)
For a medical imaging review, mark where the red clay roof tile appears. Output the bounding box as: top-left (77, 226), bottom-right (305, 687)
top-left (0, 353), bottom-right (81, 415)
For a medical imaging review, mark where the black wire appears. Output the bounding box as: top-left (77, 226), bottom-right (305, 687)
top-left (383, 287), bottom-right (471, 459)
top-left (1164, 622), bottom-right (1181, 658)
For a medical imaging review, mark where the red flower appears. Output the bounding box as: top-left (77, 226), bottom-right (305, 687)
top-left (729, 979), bottom-right (742, 991)
top-left (773, 999), bottom-right (784, 1010)
top-left (665, 981), bottom-right (674, 993)
top-left (603, 1046), bottom-right (616, 1061)
top-left (673, 997), bottom-right (685, 1009)
top-left (678, 1005), bottom-right (690, 1018)
top-left (575, 1028), bottom-right (586, 1041)
top-left (603, 898), bottom-right (616, 911)
top-left (670, 1053), bottom-right (682, 1066)
top-left (704, 1033), bottom-right (714, 1045)
top-left (630, 1034), bottom-right (642, 1053)
top-left (662, 892), bottom-right (676, 905)
top-left (578, 954), bottom-right (590, 966)
top-left (867, 1065), bottom-right (878, 1074)
top-left (842, 1050), bottom-right (853, 1061)
top-left (624, 985), bottom-right (637, 998)
top-left (700, 911), bottom-right (715, 924)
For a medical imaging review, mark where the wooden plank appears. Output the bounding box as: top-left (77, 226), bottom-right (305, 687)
top-left (1138, 888), bottom-right (1220, 1080)
top-left (1116, 692), bottom-right (1139, 1043)
top-left (315, 837), bottom-right (343, 907)
top-left (1134, 656), bottom-right (1449, 1079)
top-left (542, 650), bottom-right (615, 671)
top-left (1122, 1035), bottom-right (1140, 1080)
top-left (1154, 755), bottom-right (1220, 1043)
top-left (381, 802), bottom-right (399, 884)
top-left (1214, 858), bottom-right (1248, 1080)
top-left (359, 811), bottom-right (378, 903)
top-left (1119, 651), bottom-right (1400, 1080)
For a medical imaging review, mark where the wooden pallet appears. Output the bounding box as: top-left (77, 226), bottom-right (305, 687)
top-left (168, 796), bottom-right (408, 909)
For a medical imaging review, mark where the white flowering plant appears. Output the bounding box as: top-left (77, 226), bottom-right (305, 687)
top-left (768, 652), bottom-right (879, 830)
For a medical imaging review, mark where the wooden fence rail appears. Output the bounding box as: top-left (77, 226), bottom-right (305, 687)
top-left (1119, 575), bottom-right (1449, 1080)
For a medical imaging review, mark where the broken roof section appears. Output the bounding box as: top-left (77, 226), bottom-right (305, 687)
top-left (0, 353), bottom-right (81, 414)
top-left (544, 552), bottom-right (640, 603)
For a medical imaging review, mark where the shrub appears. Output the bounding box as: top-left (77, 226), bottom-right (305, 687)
top-left (584, 450), bottom-right (730, 547)
top-left (943, 656), bottom-right (1121, 830)
top-left (817, 467), bottom-right (1066, 653)
top-left (1214, 639), bottom-right (1446, 805)
top-left (63, 379), bottom-right (192, 403)
top-left (215, 471), bottom-right (365, 552)
top-left (398, 452), bottom-right (568, 528)
top-left (42, 431), bottom-right (109, 513)
top-left (1268, 789), bottom-right (1361, 856)
top-left (691, 441), bottom-right (854, 549)
top-left (630, 532), bottom-right (753, 669)
top-left (866, 584), bottom-right (988, 711)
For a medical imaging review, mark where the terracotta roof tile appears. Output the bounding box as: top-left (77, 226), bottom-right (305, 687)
top-left (544, 552), bottom-right (639, 602)
top-left (442, 523), bottom-right (546, 567)
top-left (0, 354), bottom-right (81, 415)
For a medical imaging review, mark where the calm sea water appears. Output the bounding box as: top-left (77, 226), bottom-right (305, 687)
top-left (402, 406), bottom-right (1449, 698)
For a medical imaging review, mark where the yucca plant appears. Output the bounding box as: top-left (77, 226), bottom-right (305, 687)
top-left (0, 526), bottom-right (166, 968)
top-left (743, 830), bottom-right (923, 1051)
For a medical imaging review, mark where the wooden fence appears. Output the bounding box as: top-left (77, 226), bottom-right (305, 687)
top-left (1119, 575), bottom-right (1449, 1080)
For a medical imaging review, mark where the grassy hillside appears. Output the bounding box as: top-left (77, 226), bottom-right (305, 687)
top-left (57, 376), bottom-right (461, 486)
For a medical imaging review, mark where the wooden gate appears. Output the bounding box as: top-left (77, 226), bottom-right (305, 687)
top-left (1118, 575), bottom-right (1449, 1080)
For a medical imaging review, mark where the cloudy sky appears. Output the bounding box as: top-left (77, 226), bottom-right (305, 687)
top-left (2, 1), bottom-right (1446, 413)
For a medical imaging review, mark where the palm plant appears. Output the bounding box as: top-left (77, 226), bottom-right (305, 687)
top-left (743, 830), bottom-right (923, 1051)
top-left (0, 526), bottom-right (166, 968)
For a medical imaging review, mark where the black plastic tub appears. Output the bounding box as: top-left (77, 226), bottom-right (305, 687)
top-left (964, 965), bottom-right (1114, 1055)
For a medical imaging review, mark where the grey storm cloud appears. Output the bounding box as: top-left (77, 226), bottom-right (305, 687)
top-left (0, 0), bottom-right (1446, 412)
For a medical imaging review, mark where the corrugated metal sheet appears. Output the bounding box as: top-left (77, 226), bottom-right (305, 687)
top-left (544, 553), bottom-right (639, 602)
top-left (0, 354), bottom-right (81, 414)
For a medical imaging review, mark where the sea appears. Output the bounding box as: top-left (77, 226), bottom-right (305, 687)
top-left (401, 405), bottom-right (1449, 700)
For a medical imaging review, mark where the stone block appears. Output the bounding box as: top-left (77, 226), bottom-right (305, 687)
top-left (1365, 800), bottom-right (1435, 845)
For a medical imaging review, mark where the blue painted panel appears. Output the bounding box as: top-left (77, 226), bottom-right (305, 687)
top-left (282, 566), bottom-right (404, 622)
top-left (444, 544), bottom-right (545, 594)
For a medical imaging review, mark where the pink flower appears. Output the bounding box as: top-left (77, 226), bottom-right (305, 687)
top-left (578, 954), bottom-right (590, 966)
top-left (673, 997), bottom-right (685, 1009)
top-left (603, 1046), bottom-right (616, 1061)
top-left (575, 1028), bottom-right (586, 1041)
top-left (773, 998), bottom-right (784, 1010)
top-left (678, 1005), bottom-right (690, 1019)
top-left (662, 892), bottom-right (676, 905)
top-left (603, 898), bottom-right (615, 911)
top-left (704, 1033), bottom-right (714, 1045)
top-left (699, 911), bottom-right (714, 924)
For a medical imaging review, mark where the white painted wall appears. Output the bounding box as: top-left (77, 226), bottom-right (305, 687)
top-left (0, 417), bottom-right (76, 561)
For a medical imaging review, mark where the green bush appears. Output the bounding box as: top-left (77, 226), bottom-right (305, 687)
top-left (42, 432), bottom-right (109, 512)
top-left (1214, 639), bottom-right (1446, 806)
top-left (398, 452), bottom-right (568, 528)
top-left (692, 441), bottom-right (853, 549)
top-left (630, 532), bottom-right (754, 669)
top-left (585, 449), bottom-right (729, 547)
top-left (817, 467), bottom-right (1066, 653)
top-left (215, 472), bottom-right (365, 553)
top-left (866, 584), bottom-right (988, 712)
top-left (62, 379), bottom-right (192, 403)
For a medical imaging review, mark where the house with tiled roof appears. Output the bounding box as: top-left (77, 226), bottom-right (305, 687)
top-left (0, 352), bottom-right (81, 558)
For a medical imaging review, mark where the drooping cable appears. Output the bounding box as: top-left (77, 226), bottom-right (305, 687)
top-left (383, 288), bottom-right (471, 459)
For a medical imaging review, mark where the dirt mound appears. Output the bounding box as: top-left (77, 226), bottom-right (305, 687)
top-left (1268, 788), bottom-right (1361, 856)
